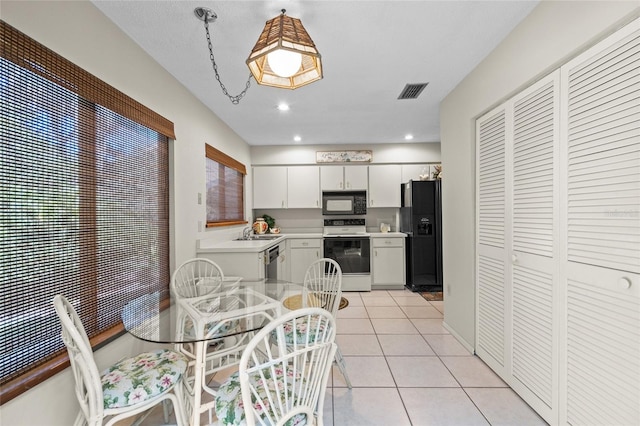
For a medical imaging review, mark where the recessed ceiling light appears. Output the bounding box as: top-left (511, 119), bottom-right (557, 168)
top-left (277, 103), bottom-right (290, 111)
top-left (293, 135), bottom-right (302, 142)
top-left (405, 134), bottom-right (414, 141)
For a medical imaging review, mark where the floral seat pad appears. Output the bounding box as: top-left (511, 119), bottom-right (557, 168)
top-left (101, 349), bottom-right (187, 409)
top-left (277, 317), bottom-right (326, 345)
top-left (215, 370), bottom-right (307, 426)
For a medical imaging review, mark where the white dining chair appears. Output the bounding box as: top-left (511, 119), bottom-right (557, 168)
top-left (214, 307), bottom-right (337, 426)
top-left (52, 295), bottom-right (188, 426)
top-left (301, 258), bottom-right (352, 388)
top-left (171, 258), bottom-right (225, 299)
top-left (171, 258), bottom-right (249, 424)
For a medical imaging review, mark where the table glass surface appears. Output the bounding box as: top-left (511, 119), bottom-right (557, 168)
top-left (121, 278), bottom-right (304, 344)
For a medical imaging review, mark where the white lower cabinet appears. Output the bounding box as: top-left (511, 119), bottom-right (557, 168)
top-left (371, 237), bottom-right (405, 289)
top-left (198, 251), bottom-right (265, 281)
top-left (288, 238), bottom-right (322, 284)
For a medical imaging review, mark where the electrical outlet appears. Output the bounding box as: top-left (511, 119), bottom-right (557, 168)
top-left (197, 192), bottom-right (202, 205)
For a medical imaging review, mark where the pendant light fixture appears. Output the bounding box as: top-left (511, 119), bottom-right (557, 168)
top-left (246, 9), bottom-right (323, 90)
top-left (194, 7), bottom-right (322, 104)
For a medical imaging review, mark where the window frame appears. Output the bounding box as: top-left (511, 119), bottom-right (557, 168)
top-left (205, 144), bottom-right (247, 228)
top-left (0, 20), bottom-right (174, 405)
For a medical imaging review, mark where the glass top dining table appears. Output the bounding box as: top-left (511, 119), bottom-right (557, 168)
top-left (121, 278), bottom-right (306, 344)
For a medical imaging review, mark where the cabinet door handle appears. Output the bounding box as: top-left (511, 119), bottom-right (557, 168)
top-left (339, 181), bottom-right (343, 189)
top-left (346, 181), bottom-right (350, 189)
top-left (511, 254), bottom-right (518, 264)
top-left (375, 249), bottom-right (378, 257)
top-left (618, 277), bottom-right (632, 290)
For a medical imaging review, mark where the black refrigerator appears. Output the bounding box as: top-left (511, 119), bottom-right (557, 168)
top-left (399, 180), bottom-right (443, 292)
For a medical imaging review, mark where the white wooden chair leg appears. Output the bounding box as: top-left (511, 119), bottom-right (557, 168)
top-left (335, 346), bottom-right (352, 388)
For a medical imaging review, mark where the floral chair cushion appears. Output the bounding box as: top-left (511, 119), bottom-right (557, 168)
top-left (215, 369), bottom-right (307, 426)
top-left (101, 349), bottom-right (187, 409)
top-left (276, 316), bottom-right (327, 346)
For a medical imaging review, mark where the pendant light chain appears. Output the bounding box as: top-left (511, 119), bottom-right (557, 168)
top-left (203, 17), bottom-right (252, 105)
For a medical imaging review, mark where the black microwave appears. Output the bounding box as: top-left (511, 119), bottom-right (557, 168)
top-left (322, 191), bottom-right (367, 215)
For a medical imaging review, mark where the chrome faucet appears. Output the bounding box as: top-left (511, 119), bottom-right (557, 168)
top-left (242, 226), bottom-right (252, 239)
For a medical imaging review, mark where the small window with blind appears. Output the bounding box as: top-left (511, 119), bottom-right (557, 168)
top-left (0, 21), bottom-right (173, 404)
top-left (205, 144), bottom-right (247, 227)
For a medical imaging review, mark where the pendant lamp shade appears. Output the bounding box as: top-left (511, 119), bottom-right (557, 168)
top-left (247, 11), bottom-right (322, 90)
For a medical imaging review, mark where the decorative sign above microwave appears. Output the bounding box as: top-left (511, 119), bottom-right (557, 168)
top-left (316, 150), bottom-right (372, 163)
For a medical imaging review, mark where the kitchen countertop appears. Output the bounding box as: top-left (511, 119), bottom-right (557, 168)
top-left (196, 233), bottom-right (322, 253)
top-left (369, 232), bottom-right (406, 238)
top-left (196, 232), bottom-right (405, 254)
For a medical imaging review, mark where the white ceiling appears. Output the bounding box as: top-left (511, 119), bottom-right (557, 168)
top-left (91, 1), bottom-right (538, 146)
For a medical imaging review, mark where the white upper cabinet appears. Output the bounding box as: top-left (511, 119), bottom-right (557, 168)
top-left (253, 166), bottom-right (320, 209)
top-left (368, 165), bottom-right (401, 207)
top-left (320, 165), bottom-right (367, 190)
top-left (288, 166), bottom-right (320, 208)
top-left (253, 166), bottom-right (287, 209)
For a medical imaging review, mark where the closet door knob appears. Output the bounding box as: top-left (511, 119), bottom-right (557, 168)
top-left (618, 277), bottom-right (632, 290)
top-left (511, 254), bottom-right (518, 264)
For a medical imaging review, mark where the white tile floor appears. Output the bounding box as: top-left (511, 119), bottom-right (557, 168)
top-left (324, 289), bottom-right (547, 426)
top-left (135, 289), bottom-right (547, 425)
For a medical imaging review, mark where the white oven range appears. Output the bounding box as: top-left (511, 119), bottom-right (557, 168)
top-left (323, 219), bottom-right (371, 291)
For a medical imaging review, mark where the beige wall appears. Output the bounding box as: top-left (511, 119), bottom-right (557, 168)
top-left (1, 1), bottom-right (250, 423)
top-left (440, 1), bottom-right (639, 348)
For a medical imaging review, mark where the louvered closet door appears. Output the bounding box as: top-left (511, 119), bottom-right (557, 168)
top-left (510, 72), bottom-right (559, 422)
top-left (476, 106), bottom-right (508, 375)
top-left (560, 18), bottom-right (640, 426)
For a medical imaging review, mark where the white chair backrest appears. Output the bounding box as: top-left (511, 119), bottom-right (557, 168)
top-left (239, 307), bottom-right (337, 426)
top-left (171, 258), bottom-right (224, 299)
top-left (302, 258), bottom-right (343, 317)
top-left (53, 295), bottom-right (104, 424)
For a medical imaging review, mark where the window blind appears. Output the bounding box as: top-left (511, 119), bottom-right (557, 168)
top-left (0, 21), bottom-right (171, 403)
top-left (205, 144), bottom-right (246, 227)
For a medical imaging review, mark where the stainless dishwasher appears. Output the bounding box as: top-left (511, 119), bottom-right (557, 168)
top-left (264, 245), bottom-right (279, 282)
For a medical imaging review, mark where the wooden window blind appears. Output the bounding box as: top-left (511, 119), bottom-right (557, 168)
top-left (205, 144), bottom-right (246, 227)
top-left (0, 21), bottom-right (171, 404)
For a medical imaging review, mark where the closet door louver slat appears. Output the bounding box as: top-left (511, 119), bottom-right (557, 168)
top-left (478, 111), bottom-right (506, 248)
top-left (566, 31), bottom-right (640, 273)
top-left (477, 254), bottom-right (505, 366)
top-left (514, 81), bottom-right (556, 258)
top-left (513, 265), bottom-right (553, 408)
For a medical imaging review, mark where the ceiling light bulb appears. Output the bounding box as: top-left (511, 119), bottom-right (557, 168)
top-left (267, 49), bottom-right (302, 77)
top-left (277, 103), bottom-right (290, 111)
top-left (293, 135), bottom-right (302, 142)
top-left (405, 134), bottom-right (414, 141)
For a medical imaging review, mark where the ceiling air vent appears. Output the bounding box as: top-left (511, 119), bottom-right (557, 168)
top-left (398, 83), bottom-right (428, 100)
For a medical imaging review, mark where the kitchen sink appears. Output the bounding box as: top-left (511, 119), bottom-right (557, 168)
top-left (234, 234), bottom-right (282, 241)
